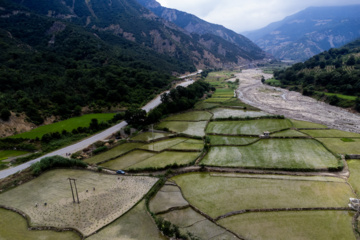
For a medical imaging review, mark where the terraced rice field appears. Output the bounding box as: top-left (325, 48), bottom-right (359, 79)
top-left (85, 143), bottom-right (144, 164)
top-left (209, 136), bottom-right (258, 145)
top-left (210, 108), bottom-right (268, 119)
top-left (271, 129), bottom-right (308, 137)
top-left (202, 139), bottom-right (339, 169)
top-left (204, 98), bottom-right (232, 103)
top-left (157, 121), bottom-right (207, 137)
top-left (218, 211), bottom-right (355, 240)
top-left (130, 132), bottom-right (173, 141)
top-left (140, 138), bottom-right (189, 152)
top-left (100, 150), bottom-right (156, 170)
top-left (0, 169), bottom-right (158, 236)
top-left (0, 208), bottom-right (80, 240)
top-left (206, 119), bottom-right (292, 135)
top-left (347, 160), bottom-right (360, 194)
top-left (172, 173), bottom-right (354, 219)
top-left (163, 111), bottom-right (212, 121)
top-left (290, 119), bottom-right (328, 129)
top-left (317, 138), bottom-right (360, 155)
top-left (301, 129), bottom-right (360, 138)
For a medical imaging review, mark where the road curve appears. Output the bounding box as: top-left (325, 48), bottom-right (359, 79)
top-left (0, 75), bottom-right (197, 179)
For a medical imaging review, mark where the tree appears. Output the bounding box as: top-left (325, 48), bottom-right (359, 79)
top-left (261, 76), bottom-right (265, 84)
top-left (356, 97), bottom-right (360, 112)
top-left (0, 108), bottom-right (11, 121)
top-left (124, 107), bottom-right (147, 127)
top-left (347, 55), bottom-right (356, 66)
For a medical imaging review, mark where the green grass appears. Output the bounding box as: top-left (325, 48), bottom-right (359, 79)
top-left (11, 113), bottom-right (116, 139)
top-left (202, 139), bottom-right (339, 169)
top-left (0, 150), bottom-right (29, 161)
top-left (129, 151), bottom-right (200, 170)
top-left (322, 92), bottom-right (357, 101)
top-left (271, 129), bottom-right (308, 137)
top-left (210, 108), bottom-right (269, 119)
top-left (88, 200), bottom-right (166, 240)
top-left (218, 211), bottom-right (355, 240)
top-left (140, 138), bottom-right (188, 151)
top-left (265, 78), bottom-right (281, 86)
top-left (204, 97), bottom-right (233, 103)
top-left (301, 129), bottom-right (360, 138)
top-left (206, 119), bottom-right (292, 135)
top-left (172, 173), bottom-right (355, 218)
top-left (194, 101), bottom-right (220, 110)
top-left (163, 111), bottom-right (212, 121)
top-left (317, 138), bottom-right (360, 155)
top-left (149, 185), bottom-right (189, 214)
top-left (84, 143), bottom-right (144, 164)
top-left (156, 121), bottom-right (207, 137)
top-left (290, 119), bottom-right (328, 129)
top-left (131, 132), bottom-right (173, 141)
top-left (0, 169), bottom-right (157, 236)
top-left (348, 160), bottom-right (360, 194)
top-left (0, 208), bottom-right (80, 240)
top-left (209, 136), bottom-right (258, 145)
top-left (100, 150), bottom-right (156, 170)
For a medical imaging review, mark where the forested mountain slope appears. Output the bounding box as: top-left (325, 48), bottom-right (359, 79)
top-left (274, 39), bottom-right (360, 111)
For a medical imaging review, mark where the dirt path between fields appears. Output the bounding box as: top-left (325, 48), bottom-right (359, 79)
top-left (236, 69), bottom-right (360, 134)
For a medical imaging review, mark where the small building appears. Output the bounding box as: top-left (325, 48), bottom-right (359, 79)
top-left (349, 198), bottom-right (360, 210)
top-left (259, 131), bottom-right (270, 138)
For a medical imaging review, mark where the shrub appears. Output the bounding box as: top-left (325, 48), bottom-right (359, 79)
top-left (31, 155), bottom-right (87, 176)
top-left (93, 146), bottom-right (108, 155)
top-left (0, 108), bottom-right (11, 121)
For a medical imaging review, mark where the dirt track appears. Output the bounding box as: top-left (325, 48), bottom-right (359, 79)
top-left (236, 69), bottom-right (360, 134)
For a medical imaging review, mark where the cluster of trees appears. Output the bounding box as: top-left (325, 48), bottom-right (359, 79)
top-left (124, 81), bottom-right (212, 127)
top-left (31, 156), bottom-right (87, 176)
top-left (273, 39), bottom-right (360, 110)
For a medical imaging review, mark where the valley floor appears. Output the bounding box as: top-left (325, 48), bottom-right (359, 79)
top-left (236, 69), bottom-right (360, 134)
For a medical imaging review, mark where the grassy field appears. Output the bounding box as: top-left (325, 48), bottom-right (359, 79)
top-left (163, 111), bottom-right (212, 121)
top-left (317, 138), bottom-right (360, 155)
top-left (85, 143), bottom-right (144, 164)
top-left (149, 184), bottom-right (189, 214)
top-left (206, 119), bottom-right (292, 135)
top-left (290, 119), bottom-right (328, 129)
top-left (156, 121), bottom-right (207, 137)
top-left (0, 208), bottom-right (80, 240)
top-left (271, 129), bottom-right (308, 137)
top-left (140, 138), bottom-right (188, 151)
top-left (131, 132), bottom-right (173, 141)
top-left (218, 211), bottom-right (355, 240)
top-left (323, 92), bottom-right (357, 101)
top-left (12, 113), bottom-right (116, 139)
top-left (194, 102), bottom-right (220, 110)
top-left (128, 151), bottom-right (200, 170)
top-left (0, 150), bottom-right (29, 161)
top-left (265, 78), bottom-right (281, 86)
top-left (169, 141), bottom-right (203, 150)
top-left (210, 108), bottom-right (269, 119)
top-left (172, 173), bottom-right (354, 218)
top-left (100, 150), bottom-right (156, 170)
top-left (202, 139), bottom-right (339, 169)
top-left (348, 160), bottom-right (360, 194)
top-left (88, 200), bottom-right (166, 240)
top-left (209, 136), bottom-right (258, 145)
top-left (0, 169), bottom-right (157, 236)
top-left (204, 98), bottom-right (232, 103)
top-left (301, 129), bottom-right (360, 138)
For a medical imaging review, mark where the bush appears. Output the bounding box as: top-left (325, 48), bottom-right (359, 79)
top-left (0, 108), bottom-right (11, 121)
top-left (93, 146), bottom-right (108, 155)
top-left (31, 155), bottom-right (87, 176)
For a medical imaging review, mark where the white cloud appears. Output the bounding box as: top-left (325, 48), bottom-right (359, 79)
top-left (157, 0), bottom-right (360, 32)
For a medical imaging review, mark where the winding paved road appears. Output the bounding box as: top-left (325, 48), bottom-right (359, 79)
top-left (0, 73), bottom-right (199, 180)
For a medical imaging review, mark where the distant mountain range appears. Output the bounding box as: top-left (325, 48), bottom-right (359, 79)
top-left (243, 5), bottom-right (360, 61)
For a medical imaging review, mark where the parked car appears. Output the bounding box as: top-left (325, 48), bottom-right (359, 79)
top-left (116, 170), bottom-right (125, 175)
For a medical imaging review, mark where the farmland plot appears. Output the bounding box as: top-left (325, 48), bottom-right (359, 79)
top-left (0, 170), bottom-right (158, 236)
top-left (290, 119), bottom-right (328, 129)
top-left (218, 211), bottom-right (355, 240)
top-left (206, 119), bottom-right (292, 135)
top-left (172, 173), bottom-right (354, 218)
top-left (140, 138), bottom-right (188, 152)
top-left (271, 129), bottom-right (308, 137)
top-left (131, 132), bottom-right (173, 141)
top-left (85, 143), bottom-right (144, 164)
top-left (317, 138), bottom-right (360, 155)
top-left (156, 121), bottom-right (207, 137)
top-left (204, 98), bottom-right (232, 103)
top-left (128, 151), bottom-right (200, 170)
top-left (209, 136), bottom-right (258, 145)
top-left (0, 208), bottom-right (80, 240)
top-left (202, 139), bottom-right (339, 169)
top-left (348, 160), bottom-right (360, 194)
top-left (163, 111), bottom-right (212, 121)
top-left (87, 201), bottom-right (166, 240)
top-left (100, 150), bottom-right (155, 170)
top-left (211, 108), bottom-right (268, 119)
top-left (301, 129), bottom-right (360, 138)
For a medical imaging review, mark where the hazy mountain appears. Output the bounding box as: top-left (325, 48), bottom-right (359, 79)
top-left (136, 0), bottom-right (268, 61)
top-left (243, 5), bottom-right (360, 61)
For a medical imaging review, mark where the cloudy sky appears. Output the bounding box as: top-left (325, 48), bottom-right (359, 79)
top-left (157, 0), bottom-right (359, 32)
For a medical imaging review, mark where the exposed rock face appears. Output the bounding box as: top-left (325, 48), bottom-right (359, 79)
top-left (243, 5), bottom-right (360, 61)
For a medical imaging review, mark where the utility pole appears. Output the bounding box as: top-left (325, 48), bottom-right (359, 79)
top-left (68, 178), bottom-right (80, 203)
